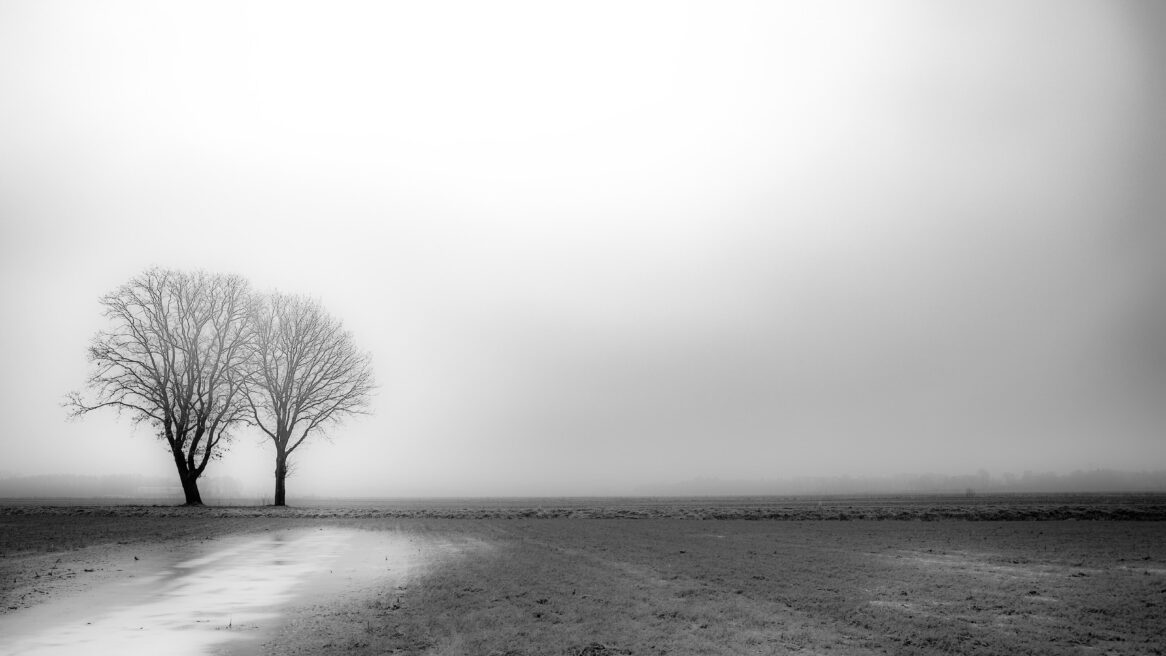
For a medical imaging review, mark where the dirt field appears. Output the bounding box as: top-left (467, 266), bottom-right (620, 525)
top-left (2, 501), bottom-right (1165, 655)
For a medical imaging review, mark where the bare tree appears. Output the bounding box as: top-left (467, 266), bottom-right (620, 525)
top-left (66, 268), bottom-right (253, 505)
top-left (246, 293), bottom-right (373, 506)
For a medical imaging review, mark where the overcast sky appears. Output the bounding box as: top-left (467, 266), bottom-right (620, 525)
top-left (1, 0), bottom-right (1163, 497)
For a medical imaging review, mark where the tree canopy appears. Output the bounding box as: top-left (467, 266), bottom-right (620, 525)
top-left (246, 292), bottom-right (374, 506)
top-left (67, 268), bottom-right (253, 505)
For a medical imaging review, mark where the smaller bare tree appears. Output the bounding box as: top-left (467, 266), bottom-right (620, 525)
top-left (246, 293), bottom-right (374, 506)
top-left (66, 268), bottom-right (253, 505)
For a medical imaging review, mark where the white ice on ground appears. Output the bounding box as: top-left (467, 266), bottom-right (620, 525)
top-left (0, 528), bottom-right (413, 656)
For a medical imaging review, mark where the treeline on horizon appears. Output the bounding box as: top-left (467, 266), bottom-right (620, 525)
top-left (1, 469), bottom-right (1165, 500)
top-left (0, 473), bottom-right (245, 500)
top-left (634, 469), bottom-right (1166, 496)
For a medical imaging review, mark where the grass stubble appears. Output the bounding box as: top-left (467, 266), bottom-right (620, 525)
top-left (1, 504), bottom-right (1164, 655)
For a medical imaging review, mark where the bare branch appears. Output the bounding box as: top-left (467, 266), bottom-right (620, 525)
top-left (68, 268), bottom-right (255, 505)
top-left (246, 292), bottom-right (375, 505)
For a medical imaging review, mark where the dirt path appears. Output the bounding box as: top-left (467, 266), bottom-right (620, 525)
top-left (0, 527), bottom-right (438, 656)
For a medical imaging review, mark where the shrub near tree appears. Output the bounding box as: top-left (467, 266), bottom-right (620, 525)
top-left (245, 292), bottom-right (374, 507)
top-left (67, 268), bottom-right (253, 505)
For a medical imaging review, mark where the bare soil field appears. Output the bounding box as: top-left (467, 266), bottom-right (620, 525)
top-left (4, 492), bottom-right (1165, 520)
top-left (2, 497), bottom-right (1165, 655)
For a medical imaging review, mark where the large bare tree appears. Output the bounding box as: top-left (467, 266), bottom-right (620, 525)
top-left (246, 293), bottom-right (373, 506)
top-left (67, 268), bottom-right (253, 505)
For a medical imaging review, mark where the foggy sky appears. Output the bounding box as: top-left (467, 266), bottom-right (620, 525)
top-left (1, 0), bottom-right (1163, 497)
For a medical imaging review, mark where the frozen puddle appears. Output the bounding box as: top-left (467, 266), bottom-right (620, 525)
top-left (0, 528), bottom-right (421, 656)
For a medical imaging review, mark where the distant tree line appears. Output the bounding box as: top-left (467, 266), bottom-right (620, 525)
top-left (0, 473), bottom-right (245, 500)
top-left (66, 268), bottom-right (374, 506)
top-left (636, 470), bottom-right (1166, 497)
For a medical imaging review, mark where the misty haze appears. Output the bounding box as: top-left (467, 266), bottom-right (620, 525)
top-left (1, 1), bottom-right (1164, 654)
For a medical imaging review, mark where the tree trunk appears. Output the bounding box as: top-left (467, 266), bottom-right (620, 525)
top-left (180, 474), bottom-right (203, 506)
top-left (172, 447), bottom-right (203, 506)
top-left (273, 451), bottom-right (287, 506)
